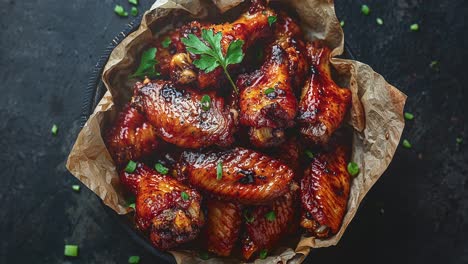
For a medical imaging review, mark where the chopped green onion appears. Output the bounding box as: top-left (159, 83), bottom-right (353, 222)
top-left (72, 185), bottom-right (80, 192)
top-left (128, 255), bottom-right (140, 264)
top-left (259, 249), bottom-right (268, 259)
top-left (125, 161), bottom-right (137, 173)
top-left (268, 16), bottom-right (277, 26)
top-left (128, 0), bottom-right (138, 5)
top-left (199, 251), bottom-right (210, 260)
top-left (376, 18), bottom-right (384, 25)
top-left (305, 150), bottom-right (314, 159)
top-left (264, 87), bottom-right (275, 95)
top-left (114, 5), bottom-right (128, 17)
top-left (265, 211), bottom-right (276, 222)
top-left (128, 203), bottom-right (136, 210)
top-left (154, 163), bottom-right (169, 175)
top-left (347, 162), bottom-right (360, 177)
top-left (456, 137), bottom-right (463, 144)
top-left (51, 124), bottom-right (58, 136)
top-left (430, 60), bottom-right (439, 68)
top-left (64, 245), bottom-right (78, 257)
top-left (181, 191), bottom-right (190, 201)
top-left (404, 112), bottom-right (414, 120)
top-left (130, 7), bottom-right (138, 16)
top-left (402, 139), bottom-right (412, 148)
top-left (200, 95), bottom-right (211, 111)
top-left (216, 162), bottom-right (223, 180)
top-left (161, 37), bottom-right (171, 48)
top-left (340, 20), bottom-right (345, 27)
top-left (244, 209), bottom-right (255, 223)
top-left (361, 5), bottom-right (370, 15)
top-left (410, 23), bottom-right (419, 31)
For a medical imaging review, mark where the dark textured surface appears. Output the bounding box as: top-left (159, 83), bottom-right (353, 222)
top-left (1, 0), bottom-right (467, 263)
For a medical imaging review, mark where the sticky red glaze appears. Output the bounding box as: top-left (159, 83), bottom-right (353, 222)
top-left (119, 163), bottom-right (155, 195)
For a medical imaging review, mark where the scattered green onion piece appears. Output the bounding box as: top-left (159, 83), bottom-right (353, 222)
top-left (264, 87), bottom-right (275, 95)
top-left (161, 37), bottom-right (171, 48)
top-left (200, 95), bottom-right (211, 111)
top-left (199, 251), bottom-right (210, 260)
top-left (361, 5), bottom-right (370, 15)
top-left (128, 255), bottom-right (140, 264)
top-left (154, 163), bottom-right (169, 175)
top-left (456, 137), bottom-right (463, 144)
top-left (430, 60), bottom-right (438, 68)
top-left (64, 245), bottom-right (79, 257)
top-left (268, 16), bottom-right (277, 26)
top-left (402, 139), bottom-right (412, 148)
top-left (128, 0), bottom-right (138, 5)
top-left (376, 18), bottom-right (384, 25)
top-left (305, 150), bottom-right (314, 159)
top-left (51, 124), bottom-right (58, 136)
top-left (340, 20), bottom-right (345, 27)
top-left (259, 249), bottom-right (268, 259)
top-left (347, 162), bottom-right (360, 177)
top-left (128, 203), bottom-right (136, 210)
top-left (265, 211), bottom-right (276, 222)
top-left (114, 5), bottom-right (128, 17)
top-left (125, 161), bottom-right (137, 173)
top-left (72, 185), bottom-right (80, 192)
top-left (404, 112), bottom-right (414, 120)
top-left (216, 162), bottom-right (223, 180)
top-left (410, 23), bottom-right (419, 31)
top-left (181, 191), bottom-right (190, 201)
top-left (244, 209), bottom-right (255, 223)
top-left (130, 7), bottom-right (138, 16)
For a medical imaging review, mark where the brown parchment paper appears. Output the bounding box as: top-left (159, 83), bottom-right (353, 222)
top-left (66, 0), bottom-right (407, 263)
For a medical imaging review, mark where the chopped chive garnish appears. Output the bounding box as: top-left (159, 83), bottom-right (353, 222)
top-left (51, 124), bottom-right (58, 136)
top-left (154, 163), bottom-right (169, 175)
top-left (161, 37), bottom-right (171, 48)
top-left (125, 161), bottom-right (137, 173)
top-left (347, 162), bottom-right (360, 177)
top-left (265, 211), bottom-right (276, 222)
top-left (404, 112), bottom-right (414, 120)
top-left (268, 16), bottom-right (277, 26)
top-left (361, 5), bottom-right (370, 15)
top-left (130, 7), bottom-right (138, 16)
top-left (72, 185), bottom-right (80, 192)
top-left (181, 191), bottom-right (190, 201)
top-left (376, 18), bottom-right (384, 25)
top-left (216, 162), bottom-right (223, 180)
top-left (244, 209), bottom-right (255, 223)
top-left (402, 139), bottom-right (412, 148)
top-left (259, 249), bottom-right (268, 259)
top-left (114, 5), bottom-right (128, 17)
top-left (456, 137), bottom-right (463, 144)
top-left (305, 150), bottom-right (314, 159)
top-left (128, 203), bottom-right (136, 210)
top-left (430, 60), bottom-right (439, 68)
top-left (264, 87), bottom-right (275, 95)
top-left (128, 0), bottom-right (138, 5)
top-left (128, 255), bottom-right (140, 264)
top-left (199, 251), bottom-right (210, 260)
top-left (200, 95), bottom-right (211, 111)
top-left (64, 245), bottom-right (78, 257)
top-left (410, 23), bottom-right (419, 31)
top-left (340, 20), bottom-right (345, 27)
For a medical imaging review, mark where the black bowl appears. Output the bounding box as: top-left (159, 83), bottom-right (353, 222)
top-left (81, 16), bottom-right (356, 263)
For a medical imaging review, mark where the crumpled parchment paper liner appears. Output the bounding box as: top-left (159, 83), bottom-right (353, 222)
top-left (66, 0), bottom-right (407, 263)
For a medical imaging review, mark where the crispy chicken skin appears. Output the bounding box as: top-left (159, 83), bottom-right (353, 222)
top-left (135, 168), bottom-right (204, 250)
top-left (177, 147), bottom-right (294, 204)
top-left (204, 200), bottom-right (242, 256)
top-left (120, 163), bottom-right (155, 195)
top-left (241, 192), bottom-right (295, 260)
top-left (105, 104), bottom-right (159, 167)
top-left (300, 141), bottom-right (350, 238)
top-left (131, 80), bottom-right (236, 149)
top-left (297, 42), bottom-right (352, 145)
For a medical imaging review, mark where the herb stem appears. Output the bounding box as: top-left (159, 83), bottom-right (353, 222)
top-left (222, 66), bottom-right (238, 94)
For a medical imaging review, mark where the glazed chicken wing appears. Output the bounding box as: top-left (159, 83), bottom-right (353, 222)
top-left (204, 200), bottom-right (242, 256)
top-left (131, 80), bottom-right (236, 149)
top-left (300, 141), bottom-right (350, 238)
top-left (177, 147), bottom-right (294, 204)
top-left (297, 42), bottom-right (352, 145)
top-left (105, 104), bottom-right (159, 167)
top-left (120, 163), bottom-right (155, 195)
top-left (241, 192), bottom-right (295, 260)
top-left (135, 167), bottom-right (205, 250)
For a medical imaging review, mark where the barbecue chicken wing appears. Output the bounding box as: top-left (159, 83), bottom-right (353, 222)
top-left (300, 141), bottom-right (350, 238)
top-left (204, 200), bottom-right (242, 256)
top-left (135, 168), bottom-right (205, 250)
top-left (297, 42), bottom-right (352, 145)
top-left (119, 163), bottom-right (155, 195)
top-left (131, 80), bottom-right (236, 149)
top-left (105, 104), bottom-right (159, 167)
top-left (241, 192), bottom-right (295, 260)
top-left (177, 147), bottom-right (294, 204)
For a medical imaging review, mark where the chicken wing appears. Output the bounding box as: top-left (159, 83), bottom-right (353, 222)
top-left (177, 147), bottom-right (294, 204)
top-left (119, 163), bottom-right (154, 195)
top-left (135, 168), bottom-right (205, 250)
top-left (297, 42), bottom-right (352, 145)
top-left (241, 192), bottom-right (295, 260)
top-left (105, 104), bottom-right (159, 167)
top-left (300, 141), bottom-right (350, 238)
top-left (131, 80), bottom-right (236, 149)
top-left (204, 200), bottom-right (242, 256)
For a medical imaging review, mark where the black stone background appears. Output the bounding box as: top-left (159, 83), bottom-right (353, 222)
top-left (1, 0), bottom-right (467, 263)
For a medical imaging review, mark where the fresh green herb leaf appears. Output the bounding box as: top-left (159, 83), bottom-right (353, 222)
top-left (404, 112), bottom-right (414, 120)
top-left (340, 20), bottom-right (345, 27)
top-left (51, 124), bottom-right (58, 136)
top-left (305, 150), bottom-right (314, 159)
top-left (181, 29), bottom-right (244, 93)
top-left (125, 161), bottom-right (137, 173)
top-left (410, 23), bottom-right (419, 31)
top-left (128, 203), bottom-right (136, 210)
top-left (161, 37), bottom-right (171, 48)
top-left (199, 251), bottom-right (210, 260)
top-left (265, 211), bottom-right (276, 222)
top-left (128, 255), bottom-right (140, 264)
top-left (114, 5), bottom-right (128, 17)
top-left (402, 139), bottom-right (412, 148)
top-left (130, 7), bottom-right (138, 16)
top-left (268, 16), bottom-right (277, 26)
top-left (376, 18), bottom-right (384, 25)
top-left (72, 185), bottom-right (80, 192)
top-left (154, 163), bottom-right (169, 174)
top-left (244, 209), bottom-right (255, 223)
top-left (361, 5), bottom-right (370, 15)
top-left (456, 137), bottom-right (463, 144)
top-left (216, 162), bottom-right (223, 180)
top-left (129, 48), bottom-right (160, 79)
top-left (259, 249), bottom-right (268, 259)
top-left (347, 162), bottom-right (360, 177)
top-left (64, 245), bottom-right (78, 257)
top-left (200, 94), bottom-right (211, 111)
top-left (181, 191), bottom-right (190, 201)
top-left (128, 0), bottom-right (138, 5)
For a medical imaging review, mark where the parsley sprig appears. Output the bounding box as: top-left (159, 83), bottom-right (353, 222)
top-left (129, 47), bottom-right (160, 79)
top-left (181, 29), bottom-right (244, 93)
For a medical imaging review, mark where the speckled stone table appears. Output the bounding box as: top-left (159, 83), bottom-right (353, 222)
top-left (1, 0), bottom-right (467, 263)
